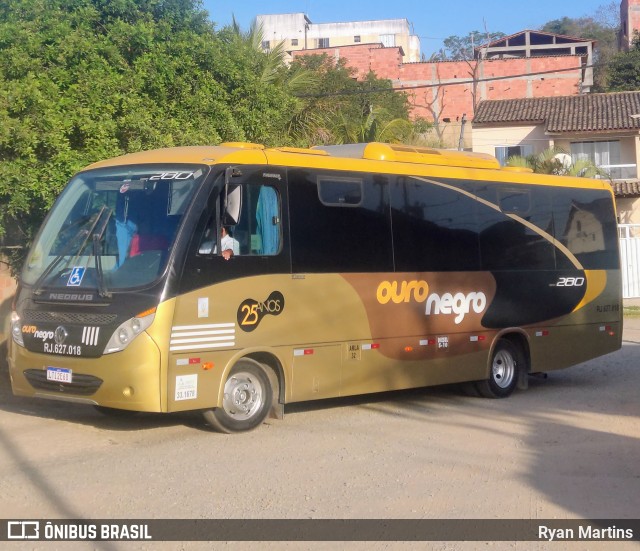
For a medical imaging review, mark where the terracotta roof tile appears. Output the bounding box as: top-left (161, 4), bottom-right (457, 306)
top-left (612, 180), bottom-right (640, 197)
top-left (473, 92), bottom-right (640, 133)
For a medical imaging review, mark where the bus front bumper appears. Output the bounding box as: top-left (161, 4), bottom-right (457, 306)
top-left (8, 333), bottom-right (164, 412)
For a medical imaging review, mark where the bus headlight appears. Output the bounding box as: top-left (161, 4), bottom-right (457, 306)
top-left (117, 327), bottom-right (130, 345)
top-left (10, 311), bottom-right (24, 347)
top-left (104, 311), bottom-right (155, 354)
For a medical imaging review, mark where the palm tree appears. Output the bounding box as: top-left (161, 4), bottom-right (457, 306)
top-left (225, 18), bottom-right (321, 95)
top-left (507, 146), bottom-right (609, 179)
top-left (331, 106), bottom-right (414, 144)
top-left (222, 18), bottom-right (321, 145)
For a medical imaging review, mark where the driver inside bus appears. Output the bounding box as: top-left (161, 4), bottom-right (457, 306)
top-left (220, 226), bottom-right (240, 260)
top-left (199, 225), bottom-right (240, 260)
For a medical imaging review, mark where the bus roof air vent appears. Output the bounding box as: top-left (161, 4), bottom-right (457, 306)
top-left (219, 142), bottom-right (265, 150)
top-left (275, 147), bottom-right (329, 156)
top-left (313, 143), bottom-right (501, 170)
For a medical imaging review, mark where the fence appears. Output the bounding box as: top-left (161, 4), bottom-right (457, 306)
top-left (619, 224), bottom-right (640, 299)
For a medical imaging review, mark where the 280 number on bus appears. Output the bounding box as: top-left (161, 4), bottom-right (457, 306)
top-left (555, 277), bottom-right (585, 287)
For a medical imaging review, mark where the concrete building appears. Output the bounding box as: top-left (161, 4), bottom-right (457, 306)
top-left (480, 30), bottom-right (594, 92)
top-left (618, 0), bottom-right (640, 50)
top-left (256, 13), bottom-right (421, 63)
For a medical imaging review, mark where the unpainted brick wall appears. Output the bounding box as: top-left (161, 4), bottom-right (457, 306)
top-left (294, 45), bottom-right (584, 122)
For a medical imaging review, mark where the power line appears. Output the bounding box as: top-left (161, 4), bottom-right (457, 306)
top-left (294, 61), bottom-right (606, 98)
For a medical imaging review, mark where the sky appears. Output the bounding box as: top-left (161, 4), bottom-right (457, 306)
top-left (202, 0), bottom-right (617, 57)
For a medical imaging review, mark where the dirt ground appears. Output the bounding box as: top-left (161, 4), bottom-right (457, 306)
top-left (0, 319), bottom-right (639, 551)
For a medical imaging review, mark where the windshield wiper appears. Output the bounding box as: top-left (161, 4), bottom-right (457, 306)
top-left (32, 207), bottom-right (107, 296)
top-left (92, 208), bottom-right (113, 298)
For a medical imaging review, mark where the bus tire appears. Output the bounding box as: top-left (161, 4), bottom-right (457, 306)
top-left (203, 358), bottom-right (273, 433)
top-left (476, 339), bottom-right (522, 399)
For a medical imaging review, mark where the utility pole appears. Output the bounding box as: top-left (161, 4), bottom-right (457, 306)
top-left (458, 113), bottom-right (467, 151)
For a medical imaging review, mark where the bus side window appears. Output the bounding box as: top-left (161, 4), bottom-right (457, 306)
top-left (552, 188), bottom-right (618, 269)
top-left (289, 169), bottom-right (392, 273)
top-left (254, 185), bottom-right (281, 254)
top-left (197, 184), bottom-right (282, 257)
top-left (391, 177), bottom-right (480, 272)
top-left (477, 183), bottom-right (555, 271)
top-left (234, 184), bottom-right (281, 256)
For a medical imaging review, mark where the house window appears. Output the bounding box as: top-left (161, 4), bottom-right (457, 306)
top-left (571, 141), bottom-right (621, 176)
top-left (317, 37), bottom-right (330, 48)
top-left (380, 34), bottom-right (395, 47)
top-left (495, 145), bottom-right (533, 166)
top-left (354, 35), bottom-right (361, 43)
top-left (261, 40), bottom-right (270, 50)
top-left (291, 39), bottom-right (298, 46)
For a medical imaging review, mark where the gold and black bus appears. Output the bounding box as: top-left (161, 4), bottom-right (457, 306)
top-left (9, 142), bottom-right (622, 432)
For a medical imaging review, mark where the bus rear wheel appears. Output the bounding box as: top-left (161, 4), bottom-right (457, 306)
top-left (476, 339), bottom-right (522, 398)
top-left (203, 358), bottom-right (273, 433)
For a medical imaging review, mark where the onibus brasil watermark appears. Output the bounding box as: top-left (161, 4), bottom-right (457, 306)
top-left (2, 519), bottom-right (638, 542)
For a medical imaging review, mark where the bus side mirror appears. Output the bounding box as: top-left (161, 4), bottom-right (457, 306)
top-left (223, 167), bottom-right (242, 225)
top-left (223, 184), bottom-right (242, 225)
top-left (222, 165), bottom-right (242, 226)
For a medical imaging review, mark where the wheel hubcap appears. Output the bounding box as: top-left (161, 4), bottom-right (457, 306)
top-left (222, 372), bottom-right (263, 420)
top-left (492, 350), bottom-right (515, 389)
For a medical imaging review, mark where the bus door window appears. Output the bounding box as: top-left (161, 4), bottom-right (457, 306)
top-left (232, 183), bottom-right (282, 256)
top-left (255, 185), bottom-right (280, 254)
top-left (197, 183), bottom-right (282, 258)
top-left (183, 174), bottom-right (288, 293)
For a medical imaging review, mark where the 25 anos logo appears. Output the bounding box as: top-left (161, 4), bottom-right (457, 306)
top-left (237, 291), bottom-right (285, 332)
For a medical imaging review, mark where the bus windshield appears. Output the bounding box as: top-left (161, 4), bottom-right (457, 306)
top-left (22, 165), bottom-right (207, 293)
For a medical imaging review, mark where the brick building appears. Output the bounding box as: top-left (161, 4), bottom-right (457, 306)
top-left (292, 37), bottom-right (588, 147)
top-left (286, 0), bottom-right (640, 146)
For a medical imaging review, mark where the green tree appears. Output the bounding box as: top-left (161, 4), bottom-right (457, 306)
top-left (288, 54), bottom-right (419, 145)
top-left (0, 0), bottom-right (297, 250)
top-left (607, 32), bottom-right (640, 90)
top-left (540, 3), bottom-right (619, 91)
top-left (431, 31), bottom-right (506, 61)
top-left (332, 106), bottom-right (413, 144)
top-left (217, 18), bottom-right (318, 146)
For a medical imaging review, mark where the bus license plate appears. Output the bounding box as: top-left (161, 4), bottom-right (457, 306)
top-left (46, 367), bottom-right (72, 383)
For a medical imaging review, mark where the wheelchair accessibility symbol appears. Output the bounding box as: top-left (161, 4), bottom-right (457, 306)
top-left (67, 267), bottom-right (86, 287)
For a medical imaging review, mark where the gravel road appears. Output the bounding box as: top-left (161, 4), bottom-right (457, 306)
top-left (1, 320), bottom-right (639, 551)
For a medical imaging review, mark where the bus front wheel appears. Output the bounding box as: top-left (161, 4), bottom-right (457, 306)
top-left (476, 339), bottom-right (522, 398)
top-left (203, 358), bottom-right (273, 433)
